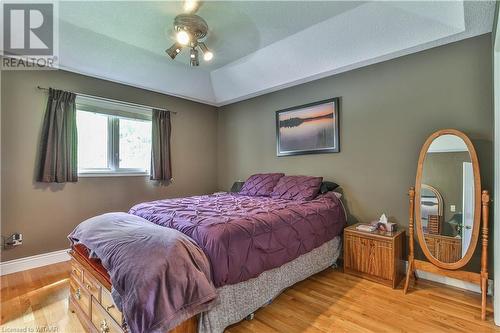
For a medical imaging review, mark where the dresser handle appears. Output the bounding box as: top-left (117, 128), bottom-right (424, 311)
top-left (100, 319), bottom-right (110, 333)
top-left (106, 304), bottom-right (115, 312)
top-left (85, 283), bottom-right (92, 290)
top-left (74, 288), bottom-right (81, 300)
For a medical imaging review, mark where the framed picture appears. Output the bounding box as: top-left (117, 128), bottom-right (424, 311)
top-left (276, 97), bottom-right (340, 156)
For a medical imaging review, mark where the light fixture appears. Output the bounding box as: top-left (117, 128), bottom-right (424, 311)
top-left (176, 30), bottom-right (190, 45)
top-left (190, 48), bottom-right (199, 66)
top-left (166, 43), bottom-right (182, 59)
top-left (165, 13), bottom-right (214, 66)
top-left (199, 42), bottom-right (213, 62)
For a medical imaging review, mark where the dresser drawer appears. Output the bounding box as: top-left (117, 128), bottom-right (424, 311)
top-left (83, 270), bottom-right (102, 302)
top-left (101, 288), bottom-right (123, 325)
top-left (92, 297), bottom-right (124, 333)
top-left (71, 261), bottom-right (84, 283)
top-left (70, 277), bottom-right (91, 316)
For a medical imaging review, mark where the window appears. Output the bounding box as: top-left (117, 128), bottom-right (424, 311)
top-left (76, 96), bottom-right (152, 176)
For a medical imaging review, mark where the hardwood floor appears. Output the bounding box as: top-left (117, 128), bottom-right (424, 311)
top-left (1, 261), bottom-right (84, 332)
top-left (1, 261), bottom-right (498, 332)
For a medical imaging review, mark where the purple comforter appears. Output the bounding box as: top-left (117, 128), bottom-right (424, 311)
top-left (129, 192), bottom-right (346, 287)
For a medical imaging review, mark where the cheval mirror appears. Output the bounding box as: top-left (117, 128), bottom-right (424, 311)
top-left (404, 129), bottom-right (490, 320)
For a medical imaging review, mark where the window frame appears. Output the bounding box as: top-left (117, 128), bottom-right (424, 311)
top-left (76, 99), bottom-right (152, 177)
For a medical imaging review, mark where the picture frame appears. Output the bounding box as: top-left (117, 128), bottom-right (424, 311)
top-left (276, 97), bottom-right (340, 156)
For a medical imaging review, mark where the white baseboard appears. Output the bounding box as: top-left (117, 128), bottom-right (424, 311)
top-left (0, 249), bottom-right (70, 276)
top-left (405, 261), bottom-right (494, 295)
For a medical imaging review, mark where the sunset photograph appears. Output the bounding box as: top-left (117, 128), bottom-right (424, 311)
top-left (277, 99), bottom-right (339, 155)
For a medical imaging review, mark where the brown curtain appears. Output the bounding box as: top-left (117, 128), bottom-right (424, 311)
top-left (150, 109), bottom-right (172, 181)
top-left (37, 88), bottom-right (78, 183)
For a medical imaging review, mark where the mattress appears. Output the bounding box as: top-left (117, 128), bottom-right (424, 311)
top-left (129, 191), bottom-right (346, 287)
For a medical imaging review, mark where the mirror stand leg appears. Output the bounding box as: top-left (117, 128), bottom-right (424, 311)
top-left (404, 257), bottom-right (413, 294)
top-left (480, 190), bottom-right (490, 320)
top-left (481, 277), bottom-right (488, 320)
top-left (404, 187), bottom-right (416, 294)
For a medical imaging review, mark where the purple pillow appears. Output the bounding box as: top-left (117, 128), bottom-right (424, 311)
top-left (270, 175), bottom-right (323, 201)
top-left (239, 173), bottom-right (285, 197)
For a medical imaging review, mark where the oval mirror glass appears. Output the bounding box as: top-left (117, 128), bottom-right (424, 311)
top-left (419, 134), bottom-right (474, 264)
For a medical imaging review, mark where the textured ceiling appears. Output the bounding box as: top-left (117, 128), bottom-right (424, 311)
top-left (59, 1), bottom-right (367, 70)
top-left (56, 1), bottom-right (495, 106)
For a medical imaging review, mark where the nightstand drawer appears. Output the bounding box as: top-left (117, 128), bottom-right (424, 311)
top-left (345, 235), bottom-right (394, 280)
top-left (344, 225), bottom-right (404, 288)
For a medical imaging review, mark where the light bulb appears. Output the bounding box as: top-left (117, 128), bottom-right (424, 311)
top-left (183, 0), bottom-right (199, 12)
top-left (203, 51), bottom-right (213, 61)
top-left (199, 43), bottom-right (214, 62)
top-left (176, 30), bottom-right (190, 45)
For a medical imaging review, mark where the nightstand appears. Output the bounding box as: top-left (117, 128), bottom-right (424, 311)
top-left (343, 223), bottom-right (405, 289)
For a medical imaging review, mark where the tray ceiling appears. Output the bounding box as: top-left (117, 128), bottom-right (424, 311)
top-left (57, 1), bottom-right (495, 106)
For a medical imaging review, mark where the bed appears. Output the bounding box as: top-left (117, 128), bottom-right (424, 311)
top-left (69, 185), bottom-right (346, 333)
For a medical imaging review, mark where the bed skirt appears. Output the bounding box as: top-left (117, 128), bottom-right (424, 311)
top-left (198, 236), bottom-right (342, 333)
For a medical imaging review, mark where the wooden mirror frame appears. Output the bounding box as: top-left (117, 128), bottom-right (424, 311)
top-left (415, 129), bottom-right (481, 270)
top-left (405, 128), bottom-right (491, 321)
top-left (421, 184), bottom-right (443, 218)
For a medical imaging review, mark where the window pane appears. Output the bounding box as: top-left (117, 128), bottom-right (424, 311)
top-left (77, 111), bottom-right (108, 169)
top-left (119, 118), bottom-right (152, 170)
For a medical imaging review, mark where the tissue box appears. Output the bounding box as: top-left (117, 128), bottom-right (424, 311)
top-left (378, 222), bottom-right (397, 232)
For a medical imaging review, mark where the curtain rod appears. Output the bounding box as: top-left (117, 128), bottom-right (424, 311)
top-left (37, 86), bottom-right (177, 114)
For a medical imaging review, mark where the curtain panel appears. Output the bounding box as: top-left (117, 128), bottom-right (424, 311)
top-left (150, 109), bottom-right (172, 182)
top-left (37, 88), bottom-right (78, 183)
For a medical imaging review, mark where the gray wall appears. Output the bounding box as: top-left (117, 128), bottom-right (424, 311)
top-left (217, 35), bottom-right (493, 271)
top-left (1, 70), bottom-right (218, 261)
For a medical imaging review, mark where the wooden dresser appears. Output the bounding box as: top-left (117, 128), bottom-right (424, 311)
top-left (344, 224), bottom-right (405, 288)
top-left (423, 233), bottom-right (461, 263)
top-left (69, 250), bottom-right (126, 333)
top-left (68, 249), bottom-right (197, 333)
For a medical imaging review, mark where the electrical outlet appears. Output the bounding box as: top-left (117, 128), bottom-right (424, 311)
top-left (4, 233), bottom-right (23, 249)
top-left (450, 205), bottom-right (456, 213)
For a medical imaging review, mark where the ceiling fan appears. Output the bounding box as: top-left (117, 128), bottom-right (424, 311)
top-left (165, 0), bottom-right (213, 66)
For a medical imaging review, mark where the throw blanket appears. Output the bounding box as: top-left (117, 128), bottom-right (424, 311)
top-left (68, 213), bottom-right (217, 333)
